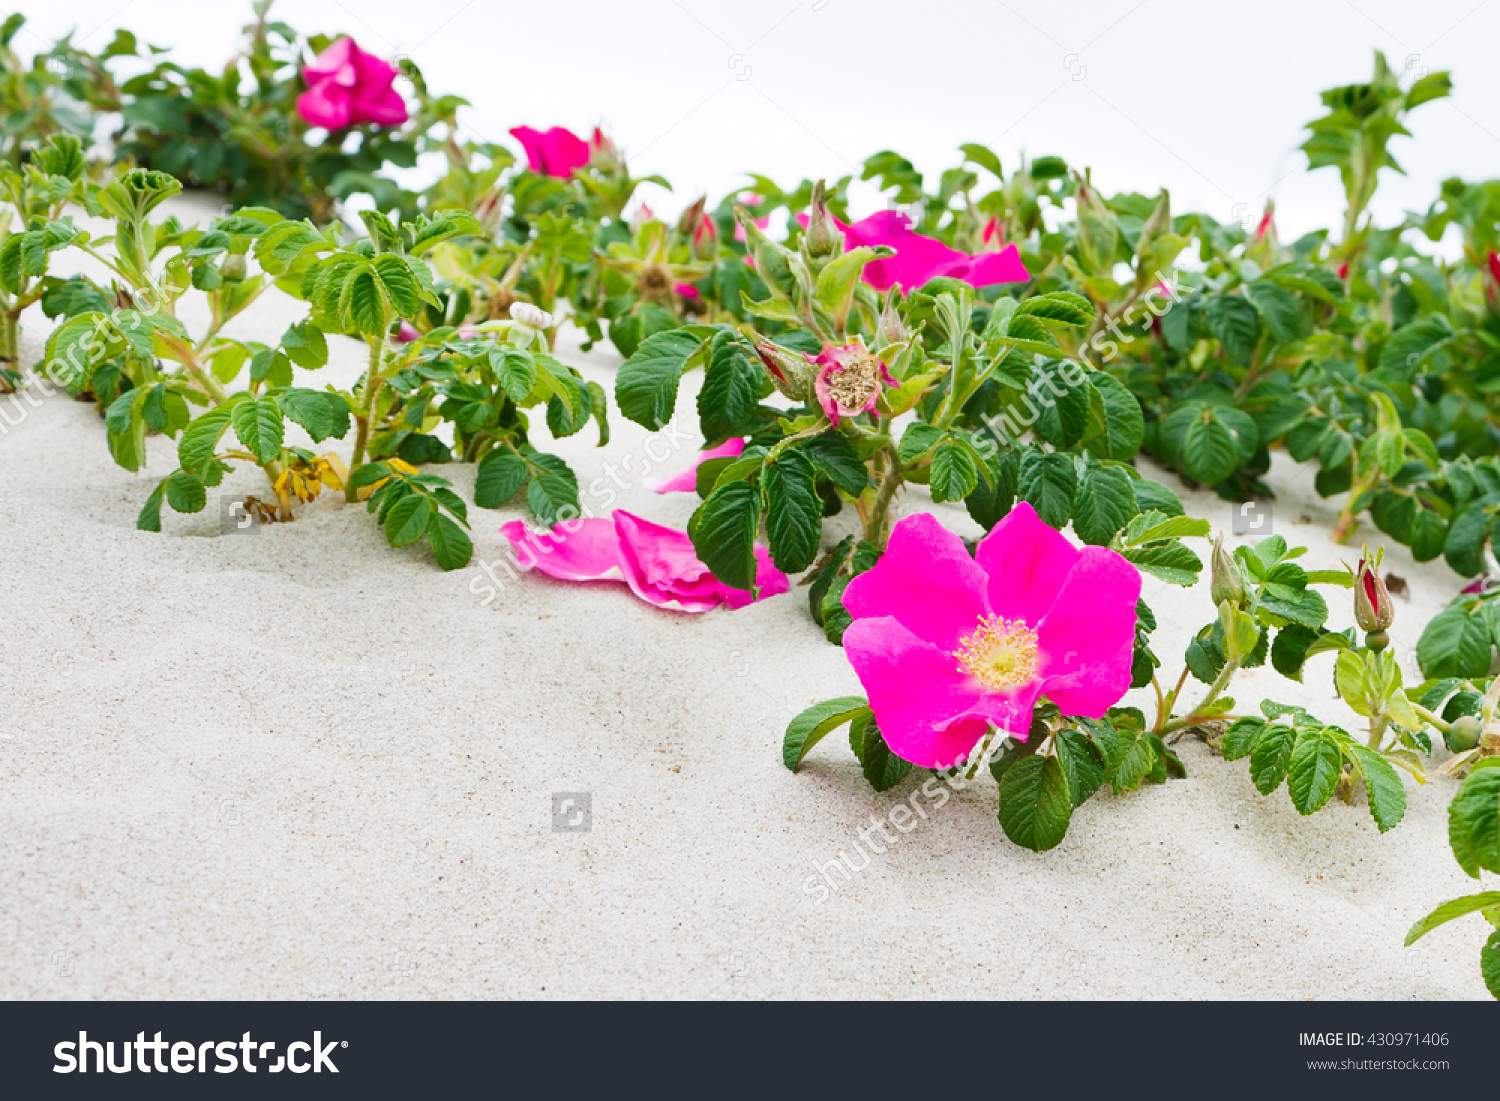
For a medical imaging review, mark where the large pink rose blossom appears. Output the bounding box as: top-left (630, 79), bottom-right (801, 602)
top-left (500, 510), bottom-right (787, 613)
top-left (841, 505), bottom-right (1140, 768)
top-left (296, 38), bottom-right (408, 130)
top-left (509, 126), bottom-right (600, 178)
top-left (648, 438), bottom-right (746, 494)
top-left (810, 340), bottom-right (895, 426)
top-left (798, 210), bottom-right (1029, 292)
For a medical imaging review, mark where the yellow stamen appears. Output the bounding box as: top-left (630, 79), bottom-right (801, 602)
top-left (954, 614), bottom-right (1039, 691)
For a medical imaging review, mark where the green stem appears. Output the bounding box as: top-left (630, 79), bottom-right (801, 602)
top-left (1412, 703), bottom-right (1452, 736)
top-left (864, 441), bottom-right (905, 550)
top-left (346, 338), bottom-right (386, 502)
top-left (1161, 659), bottom-right (1241, 736)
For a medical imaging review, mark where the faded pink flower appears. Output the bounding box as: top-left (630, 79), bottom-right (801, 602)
top-left (296, 38), bottom-right (408, 130)
top-left (811, 340), bottom-right (895, 426)
top-left (509, 126), bottom-right (605, 178)
top-left (799, 210), bottom-right (1029, 292)
top-left (842, 505), bottom-right (1140, 768)
top-left (500, 510), bottom-right (787, 613)
top-left (648, 437), bottom-right (746, 494)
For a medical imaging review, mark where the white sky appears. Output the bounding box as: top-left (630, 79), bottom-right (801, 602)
top-left (14, 0), bottom-right (1500, 240)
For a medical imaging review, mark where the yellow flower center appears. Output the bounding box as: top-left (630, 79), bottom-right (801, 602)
top-left (953, 615), bottom-right (1039, 691)
top-left (827, 352), bottom-right (883, 411)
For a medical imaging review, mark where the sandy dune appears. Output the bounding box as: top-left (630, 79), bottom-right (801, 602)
top-left (0, 198), bottom-right (1491, 999)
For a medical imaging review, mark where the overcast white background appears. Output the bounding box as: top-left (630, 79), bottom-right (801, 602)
top-left (11, 0), bottom-right (1500, 242)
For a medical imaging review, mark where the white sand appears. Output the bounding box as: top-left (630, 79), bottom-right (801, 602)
top-left (1, 196), bottom-right (1493, 999)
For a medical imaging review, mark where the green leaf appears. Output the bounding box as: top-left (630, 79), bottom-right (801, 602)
top-left (136, 482), bottom-right (166, 533)
top-left (474, 447), bottom-right (529, 508)
top-left (345, 268), bottom-right (387, 334)
top-left (616, 329), bottom-right (703, 430)
top-left (1179, 410), bottom-right (1240, 484)
top-left (522, 451), bottom-right (579, 526)
top-left (783, 697), bottom-right (869, 771)
top-left (373, 254), bottom-right (423, 317)
top-left (1072, 463), bottom-right (1138, 546)
top-left (689, 480), bottom-right (761, 591)
top-left (1085, 372), bottom-right (1145, 461)
top-left (1288, 726), bottom-right (1343, 814)
top-left (763, 450), bottom-right (821, 573)
top-left (281, 320), bottom-right (328, 369)
top-left (898, 422), bottom-right (944, 464)
top-left (1222, 717), bottom-right (1265, 761)
top-left (1484, 930), bottom-right (1500, 1000)
top-left (488, 347), bottom-right (538, 403)
top-left (385, 493), bottom-right (434, 547)
top-left (178, 404), bottom-right (236, 473)
top-left (1449, 765), bottom-right (1500, 876)
top-left (802, 433), bottom-right (869, 496)
top-left (1055, 726), bottom-right (1107, 807)
top-left (164, 470), bottom-right (206, 514)
top-left (229, 397), bottom-right (283, 465)
top-left (1270, 624), bottom-right (1322, 680)
top-left (1418, 605), bottom-right (1493, 679)
top-left (1017, 449), bottom-right (1076, 529)
top-left (1244, 280), bottom-right (1299, 343)
top-left (698, 334), bottom-right (763, 442)
top-left (849, 712), bottom-right (912, 792)
top-left (426, 511), bottom-right (473, 570)
top-left (278, 388), bottom-right (349, 443)
top-left (929, 437), bottom-right (980, 503)
top-left (1345, 744), bottom-right (1406, 834)
top-left (997, 755), bottom-right (1073, 852)
top-left (1120, 540), bottom-right (1203, 586)
top-left (1404, 892), bottom-right (1500, 945)
top-left (1249, 721), bottom-right (1295, 794)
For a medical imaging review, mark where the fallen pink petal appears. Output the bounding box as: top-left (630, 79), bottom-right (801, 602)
top-left (648, 438), bottom-right (745, 494)
top-left (841, 505), bottom-right (1140, 769)
top-left (501, 509), bottom-right (786, 613)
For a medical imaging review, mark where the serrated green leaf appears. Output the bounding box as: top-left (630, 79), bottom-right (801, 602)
top-left (783, 696), bottom-right (869, 771)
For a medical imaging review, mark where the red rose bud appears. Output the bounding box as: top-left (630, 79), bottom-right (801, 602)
top-left (1354, 556), bottom-right (1394, 636)
top-left (745, 329), bottom-right (812, 401)
top-left (1488, 251), bottom-right (1500, 286)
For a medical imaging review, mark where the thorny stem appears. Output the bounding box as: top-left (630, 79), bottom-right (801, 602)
top-left (865, 440), bottom-right (905, 551)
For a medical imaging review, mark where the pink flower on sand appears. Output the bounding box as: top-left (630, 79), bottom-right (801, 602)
top-left (811, 340), bottom-right (895, 426)
top-left (296, 38), bottom-right (408, 130)
top-left (509, 126), bottom-right (598, 178)
top-left (842, 505), bottom-right (1140, 769)
top-left (501, 511), bottom-right (787, 613)
top-left (649, 438), bottom-right (746, 494)
top-left (799, 210), bottom-right (1029, 292)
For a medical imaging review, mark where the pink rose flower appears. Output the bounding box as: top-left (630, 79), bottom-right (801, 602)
top-left (509, 126), bottom-right (598, 178)
top-left (500, 510), bottom-right (788, 612)
top-left (810, 340), bottom-right (895, 426)
top-left (841, 505), bottom-right (1140, 768)
top-left (798, 209), bottom-right (1029, 292)
top-left (296, 38), bottom-right (408, 130)
top-left (648, 438), bottom-right (746, 494)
